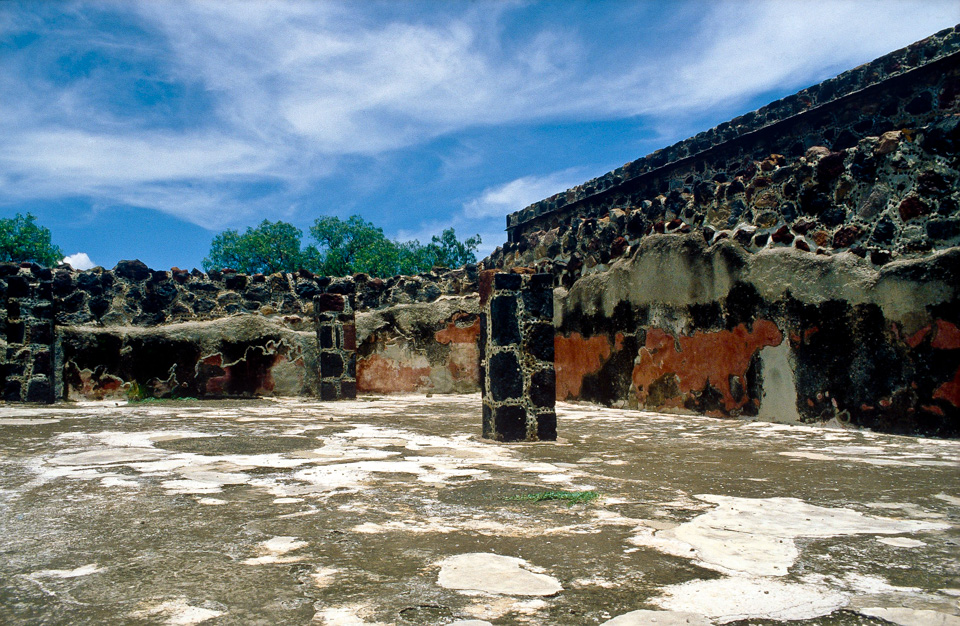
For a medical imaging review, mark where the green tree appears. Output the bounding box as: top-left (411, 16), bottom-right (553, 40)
top-left (310, 217), bottom-right (480, 277)
top-left (422, 227), bottom-right (481, 269)
top-left (204, 215), bottom-right (482, 278)
top-left (310, 215), bottom-right (400, 277)
top-left (0, 213), bottom-right (64, 267)
top-left (202, 219), bottom-right (312, 274)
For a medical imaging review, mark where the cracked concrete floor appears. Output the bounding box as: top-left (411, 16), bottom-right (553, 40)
top-left (0, 394), bottom-right (958, 625)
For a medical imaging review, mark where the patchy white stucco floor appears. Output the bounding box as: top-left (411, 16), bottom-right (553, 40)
top-left (0, 394), bottom-right (957, 625)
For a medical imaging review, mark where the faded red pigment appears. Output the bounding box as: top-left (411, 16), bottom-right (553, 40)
top-left (435, 315), bottom-right (481, 383)
top-left (932, 320), bottom-right (960, 407)
top-left (357, 354), bottom-right (431, 394)
top-left (631, 320), bottom-right (783, 412)
top-left (554, 332), bottom-right (611, 400)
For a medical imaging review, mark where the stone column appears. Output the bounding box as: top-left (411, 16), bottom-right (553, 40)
top-left (480, 272), bottom-right (556, 441)
top-left (314, 291), bottom-right (357, 400)
top-left (2, 265), bottom-right (58, 403)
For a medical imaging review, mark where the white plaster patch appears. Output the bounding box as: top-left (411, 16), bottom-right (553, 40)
top-left (601, 609), bottom-right (713, 625)
top-left (311, 567), bottom-right (338, 588)
top-left (757, 341), bottom-right (802, 424)
top-left (100, 476), bottom-right (141, 489)
top-left (49, 448), bottom-right (169, 466)
top-left (877, 537), bottom-right (927, 548)
top-left (654, 577), bottom-right (848, 623)
top-left (630, 495), bottom-right (947, 577)
top-left (437, 553), bottom-right (562, 596)
top-left (573, 577), bottom-right (620, 589)
top-left (32, 563), bottom-right (103, 578)
top-left (131, 598), bottom-right (224, 625)
top-left (316, 606), bottom-right (389, 625)
top-left (294, 458), bottom-right (488, 493)
top-left (196, 497), bottom-right (227, 506)
top-left (161, 479), bottom-right (223, 495)
top-left (934, 493), bottom-right (960, 506)
top-left (463, 597), bottom-right (548, 620)
top-left (799, 572), bottom-right (923, 596)
top-left (243, 536), bottom-right (308, 565)
top-left (859, 607), bottom-right (960, 626)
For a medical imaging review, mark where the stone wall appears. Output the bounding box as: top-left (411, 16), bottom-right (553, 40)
top-left (553, 235), bottom-right (959, 436)
top-left (356, 295), bottom-right (481, 395)
top-left (61, 316), bottom-right (317, 400)
top-left (491, 27), bottom-right (960, 436)
top-left (0, 260), bottom-right (480, 401)
top-left (504, 26), bottom-right (959, 258)
top-left (3, 28), bottom-right (958, 438)
top-left (1, 264), bottom-right (59, 402)
top-left (479, 272), bottom-right (556, 441)
top-left (52, 259), bottom-right (477, 328)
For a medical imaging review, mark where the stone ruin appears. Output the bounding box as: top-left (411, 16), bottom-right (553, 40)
top-left (1, 27), bottom-right (958, 439)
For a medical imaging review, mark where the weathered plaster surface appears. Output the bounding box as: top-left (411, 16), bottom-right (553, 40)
top-left (1, 396), bottom-right (956, 624)
top-left (555, 235), bottom-right (960, 433)
top-left (356, 295), bottom-right (481, 394)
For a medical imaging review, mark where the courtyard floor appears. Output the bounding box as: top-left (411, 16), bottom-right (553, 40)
top-left (0, 394), bottom-right (957, 625)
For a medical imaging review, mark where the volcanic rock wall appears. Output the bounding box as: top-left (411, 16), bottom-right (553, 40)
top-left (2, 28), bottom-right (958, 438)
top-left (0, 260), bottom-right (480, 401)
top-left (495, 27), bottom-right (960, 436)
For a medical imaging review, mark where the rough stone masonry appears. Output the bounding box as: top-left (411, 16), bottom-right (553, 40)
top-left (314, 291), bottom-right (357, 401)
top-left (492, 25), bottom-right (960, 436)
top-left (1, 27), bottom-right (959, 438)
top-left (479, 272), bottom-right (556, 441)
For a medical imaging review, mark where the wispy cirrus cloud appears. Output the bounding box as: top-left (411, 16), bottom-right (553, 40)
top-left (0, 0), bottom-right (956, 243)
top-left (464, 170), bottom-right (586, 219)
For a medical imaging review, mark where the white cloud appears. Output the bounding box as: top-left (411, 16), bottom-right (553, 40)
top-left (62, 252), bottom-right (96, 270)
top-left (0, 129), bottom-right (293, 227)
top-left (464, 170), bottom-right (586, 218)
top-left (0, 0), bottom-right (956, 235)
top-left (3, 130), bottom-right (271, 183)
top-left (647, 0), bottom-right (960, 114)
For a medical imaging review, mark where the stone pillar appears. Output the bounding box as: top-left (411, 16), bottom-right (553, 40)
top-left (480, 272), bottom-right (556, 441)
top-left (313, 291), bottom-right (357, 400)
top-left (2, 265), bottom-right (58, 403)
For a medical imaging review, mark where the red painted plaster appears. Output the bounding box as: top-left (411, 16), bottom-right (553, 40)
top-left (632, 320), bottom-right (783, 412)
top-left (554, 333), bottom-right (611, 400)
top-left (357, 354), bottom-right (431, 394)
top-left (934, 368), bottom-right (960, 407)
top-left (905, 326), bottom-right (931, 348)
top-left (932, 320), bottom-right (960, 350)
top-left (435, 315), bottom-right (481, 345)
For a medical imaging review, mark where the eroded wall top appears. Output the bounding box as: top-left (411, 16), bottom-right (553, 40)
top-left (501, 26), bottom-right (959, 271)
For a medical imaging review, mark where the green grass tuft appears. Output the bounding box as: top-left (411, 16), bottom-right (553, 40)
top-left (508, 490), bottom-right (600, 505)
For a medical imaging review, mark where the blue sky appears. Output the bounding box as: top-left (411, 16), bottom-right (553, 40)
top-left (0, 1), bottom-right (957, 271)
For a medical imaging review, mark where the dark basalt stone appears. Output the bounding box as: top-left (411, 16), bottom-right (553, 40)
top-left (490, 296), bottom-right (520, 346)
top-left (529, 368), bottom-right (555, 408)
top-left (114, 260), bottom-right (151, 282)
top-left (536, 411), bottom-right (557, 441)
top-left (320, 352), bottom-right (344, 378)
top-left (488, 351), bottom-right (522, 401)
top-left (493, 273), bottom-right (522, 290)
top-left (492, 405), bottom-right (526, 441)
top-left (525, 322), bottom-right (554, 361)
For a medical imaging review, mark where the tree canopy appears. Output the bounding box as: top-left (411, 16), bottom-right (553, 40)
top-left (204, 215), bottom-right (480, 278)
top-left (203, 220), bottom-right (316, 275)
top-left (0, 213), bottom-right (64, 267)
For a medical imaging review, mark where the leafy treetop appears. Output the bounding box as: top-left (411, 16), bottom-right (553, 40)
top-left (203, 220), bottom-right (316, 275)
top-left (203, 215), bottom-right (480, 278)
top-left (0, 213), bottom-right (64, 267)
